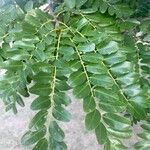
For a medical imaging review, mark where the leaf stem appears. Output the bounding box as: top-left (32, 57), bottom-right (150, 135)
top-left (66, 13), bottom-right (132, 109)
top-left (70, 38), bottom-right (101, 113)
top-left (45, 30), bottom-right (62, 146)
top-left (59, 21), bottom-right (85, 38)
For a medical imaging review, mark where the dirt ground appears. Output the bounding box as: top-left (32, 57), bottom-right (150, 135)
top-left (0, 91), bottom-right (140, 150)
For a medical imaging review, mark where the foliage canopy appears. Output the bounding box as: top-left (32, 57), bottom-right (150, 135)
top-left (0, 0), bottom-right (150, 149)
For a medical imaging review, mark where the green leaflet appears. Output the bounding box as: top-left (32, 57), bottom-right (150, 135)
top-left (104, 138), bottom-right (127, 150)
top-left (55, 80), bottom-right (71, 91)
top-left (94, 87), bottom-right (120, 104)
top-left (29, 84), bottom-right (51, 96)
top-left (99, 1), bottom-right (134, 18)
top-left (0, 56), bottom-right (3, 62)
top-left (21, 127), bottom-right (46, 146)
top-left (117, 72), bottom-right (138, 87)
top-left (0, 60), bottom-right (23, 71)
top-left (107, 128), bottom-right (132, 139)
top-left (32, 49), bottom-right (47, 62)
top-left (33, 72), bottom-right (52, 84)
top-left (111, 61), bottom-right (133, 75)
top-left (105, 51), bottom-right (126, 66)
top-left (29, 110), bottom-right (48, 130)
top-left (90, 74), bottom-right (114, 89)
top-left (86, 63), bottom-right (107, 74)
top-left (82, 53), bottom-right (103, 63)
top-left (68, 60), bottom-right (82, 71)
top-left (50, 138), bottom-right (67, 150)
top-left (22, 22), bottom-right (37, 33)
top-left (54, 92), bottom-right (71, 106)
top-left (52, 105), bottom-right (71, 122)
top-left (103, 113), bottom-right (131, 131)
top-left (134, 141), bottom-right (150, 150)
top-left (141, 123), bottom-right (150, 131)
top-left (76, 18), bottom-right (89, 31)
top-left (30, 96), bottom-right (51, 110)
top-left (85, 13), bottom-right (115, 26)
top-left (49, 121), bottom-right (65, 142)
top-left (83, 96), bottom-right (96, 113)
top-left (14, 94), bottom-right (25, 107)
top-left (100, 1), bottom-right (108, 14)
top-left (98, 41), bottom-right (119, 55)
top-left (76, 0), bottom-right (88, 8)
top-left (64, 0), bottom-right (76, 9)
top-left (138, 131), bottom-right (150, 140)
top-left (0, 71), bottom-right (29, 113)
top-left (137, 42), bottom-right (150, 84)
top-left (17, 84), bottom-right (30, 97)
top-left (25, 14), bottom-right (41, 28)
top-left (123, 84), bottom-right (141, 97)
top-left (24, 0), bottom-right (33, 12)
top-left (99, 102), bottom-right (125, 113)
top-left (33, 138), bottom-right (48, 150)
top-left (134, 115), bottom-right (150, 149)
top-left (73, 82), bottom-right (91, 99)
top-left (78, 42), bottom-right (95, 52)
top-left (59, 46), bottom-right (74, 61)
top-left (69, 70), bottom-right (86, 87)
top-left (95, 122), bottom-right (108, 144)
top-left (13, 41), bottom-right (35, 49)
top-left (85, 109), bottom-right (101, 130)
top-left (4, 49), bottom-right (30, 61)
top-left (127, 101), bottom-right (146, 120)
top-left (73, 35), bottom-right (87, 43)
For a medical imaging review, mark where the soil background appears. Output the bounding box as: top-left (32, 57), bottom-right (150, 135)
top-left (0, 91), bottom-right (140, 150)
